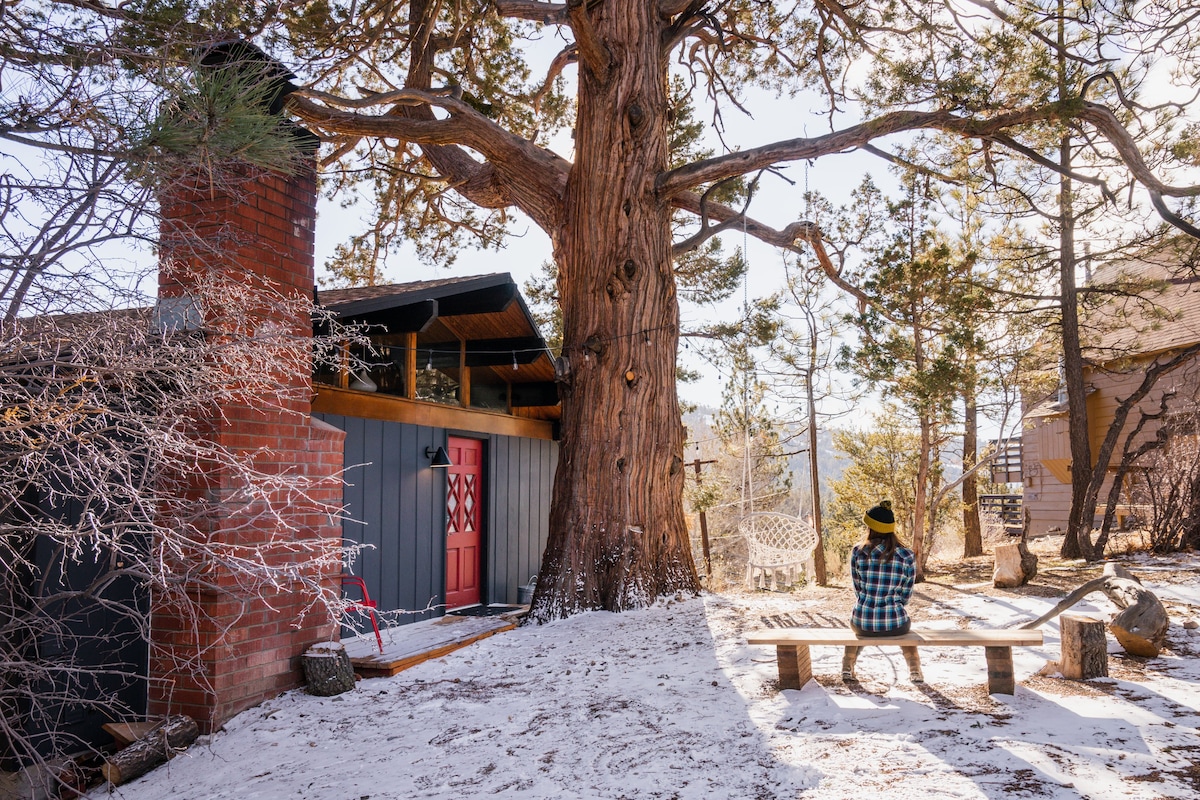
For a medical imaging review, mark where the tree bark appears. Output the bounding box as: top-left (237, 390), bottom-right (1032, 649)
top-left (302, 642), bottom-right (356, 696)
top-left (1060, 613), bottom-right (1108, 680)
top-left (805, 331), bottom-right (827, 585)
top-left (530, 4), bottom-right (700, 620)
top-left (962, 383), bottom-right (983, 557)
top-left (101, 716), bottom-right (199, 786)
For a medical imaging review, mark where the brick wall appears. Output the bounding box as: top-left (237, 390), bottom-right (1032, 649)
top-left (151, 160), bottom-right (347, 732)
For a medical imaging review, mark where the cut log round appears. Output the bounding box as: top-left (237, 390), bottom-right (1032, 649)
top-left (302, 641), bottom-right (356, 696)
top-left (1060, 614), bottom-right (1108, 680)
top-left (101, 715), bottom-right (199, 786)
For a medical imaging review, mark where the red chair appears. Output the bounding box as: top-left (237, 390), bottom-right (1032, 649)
top-left (341, 575), bottom-right (384, 653)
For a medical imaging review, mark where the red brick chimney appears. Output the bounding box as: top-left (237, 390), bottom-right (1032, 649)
top-left (150, 42), bottom-right (345, 732)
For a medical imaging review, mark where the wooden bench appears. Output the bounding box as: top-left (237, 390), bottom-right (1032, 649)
top-left (746, 628), bottom-right (1044, 695)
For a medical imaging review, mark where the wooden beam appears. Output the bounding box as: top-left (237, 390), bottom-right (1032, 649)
top-left (459, 338), bottom-right (470, 408)
top-left (404, 332), bottom-right (417, 400)
top-left (984, 646), bottom-right (1016, 694)
top-left (314, 386), bottom-right (556, 440)
top-left (776, 644), bottom-right (812, 690)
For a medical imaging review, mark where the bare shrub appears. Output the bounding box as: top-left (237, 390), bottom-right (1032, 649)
top-left (1, 271), bottom-right (373, 772)
top-left (1129, 433), bottom-right (1200, 553)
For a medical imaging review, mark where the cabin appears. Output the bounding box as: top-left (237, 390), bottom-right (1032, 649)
top-left (1022, 250), bottom-right (1200, 536)
top-left (312, 275), bottom-right (559, 621)
top-left (3, 43), bottom-right (560, 769)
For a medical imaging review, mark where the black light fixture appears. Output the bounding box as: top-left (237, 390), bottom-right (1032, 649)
top-left (425, 445), bottom-right (453, 468)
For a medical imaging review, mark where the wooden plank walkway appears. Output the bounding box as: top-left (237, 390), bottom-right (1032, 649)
top-left (342, 610), bottom-right (524, 678)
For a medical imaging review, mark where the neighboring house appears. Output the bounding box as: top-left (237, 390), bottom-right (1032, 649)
top-left (313, 275), bottom-right (559, 621)
top-left (1022, 252), bottom-right (1200, 536)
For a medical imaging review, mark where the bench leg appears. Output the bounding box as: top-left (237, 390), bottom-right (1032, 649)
top-left (985, 646), bottom-right (1015, 694)
top-left (777, 644), bottom-right (812, 690)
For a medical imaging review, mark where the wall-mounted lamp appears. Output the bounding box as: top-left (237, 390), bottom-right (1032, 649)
top-left (425, 446), bottom-right (453, 468)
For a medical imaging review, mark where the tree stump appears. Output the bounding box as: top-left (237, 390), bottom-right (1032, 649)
top-left (993, 541), bottom-right (1036, 588)
top-left (302, 641), bottom-right (356, 696)
top-left (1060, 614), bottom-right (1108, 680)
top-left (101, 715), bottom-right (199, 786)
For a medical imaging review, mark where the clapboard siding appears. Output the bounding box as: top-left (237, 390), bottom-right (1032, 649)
top-left (317, 413), bottom-right (556, 623)
top-left (1023, 355), bottom-right (1200, 534)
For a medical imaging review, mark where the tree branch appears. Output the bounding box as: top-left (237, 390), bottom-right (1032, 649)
top-left (657, 103), bottom-right (1200, 232)
top-left (492, 0), bottom-right (568, 23)
top-left (566, 0), bottom-right (612, 83)
top-left (287, 94), bottom-right (569, 231)
top-left (670, 189), bottom-right (873, 308)
top-left (987, 133), bottom-right (1117, 204)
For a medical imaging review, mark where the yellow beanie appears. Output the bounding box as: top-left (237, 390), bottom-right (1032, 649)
top-left (863, 500), bottom-right (895, 534)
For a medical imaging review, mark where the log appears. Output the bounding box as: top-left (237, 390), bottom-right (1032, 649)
top-left (993, 541), bottom-right (1036, 588)
top-left (102, 721), bottom-right (160, 748)
top-left (101, 715), bottom-right (199, 786)
top-left (1102, 564), bottom-right (1169, 657)
top-left (1060, 614), bottom-right (1108, 680)
top-left (1020, 563), bottom-right (1169, 658)
top-left (302, 641), bottom-right (356, 696)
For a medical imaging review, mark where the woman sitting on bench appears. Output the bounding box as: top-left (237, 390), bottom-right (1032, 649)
top-left (842, 501), bottom-right (924, 684)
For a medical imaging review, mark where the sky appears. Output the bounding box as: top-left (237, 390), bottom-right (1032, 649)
top-left (86, 551), bottom-right (1200, 800)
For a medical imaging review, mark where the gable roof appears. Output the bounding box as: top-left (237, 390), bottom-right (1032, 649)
top-left (316, 273), bottom-right (542, 339)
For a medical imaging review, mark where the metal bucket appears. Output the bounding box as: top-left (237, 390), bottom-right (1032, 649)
top-left (517, 575), bottom-right (537, 605)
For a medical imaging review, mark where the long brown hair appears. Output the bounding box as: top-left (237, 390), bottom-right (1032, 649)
top-left (859, 529), bottom-right (904, 561)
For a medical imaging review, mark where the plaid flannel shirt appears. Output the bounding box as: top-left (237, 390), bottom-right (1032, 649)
top-left (850, 543), bottom-right (916, 633)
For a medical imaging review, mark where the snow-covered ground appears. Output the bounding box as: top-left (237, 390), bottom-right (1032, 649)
top-left (92, 555), bottom-right (1199, 799)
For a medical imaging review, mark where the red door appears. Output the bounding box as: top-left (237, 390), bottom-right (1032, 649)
top-left (444, 437), bottom-right (483, 609)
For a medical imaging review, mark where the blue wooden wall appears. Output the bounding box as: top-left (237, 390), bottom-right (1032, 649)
top-left (315, 414), bottom-right (557, 621)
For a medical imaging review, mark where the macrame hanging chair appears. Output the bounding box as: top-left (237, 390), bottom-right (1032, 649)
top-left (740, 512), bottom-right (819, 590)
top-left (735, 195), bottom-right (819, 591)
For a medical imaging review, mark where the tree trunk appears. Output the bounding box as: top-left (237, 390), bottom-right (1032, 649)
top-left (1060, 613), bottom-right (1108, 680)
top-left (1055, 79), bottom-right (1097, 563)
top-left (805, 343), bottom-right (827, 585)
top-left (101, 715), bottom-right (199, 786)
top-left (912, 413), bottom-right (931, 579)
top-left (531, 5), bottom-right (699, 620)
top-left (962, 383), bottom-right (983, 557)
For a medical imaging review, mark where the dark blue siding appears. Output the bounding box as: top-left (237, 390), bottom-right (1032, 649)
top-left (486, 435), bottom-right (555, 605)
top-left (317, 413), bottom-right (556, 623)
